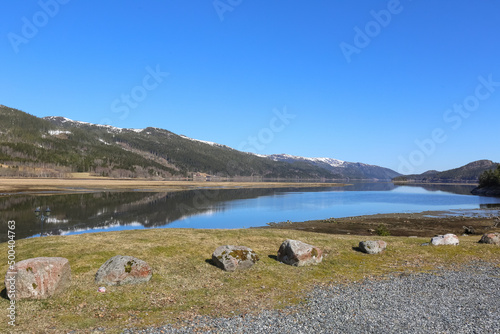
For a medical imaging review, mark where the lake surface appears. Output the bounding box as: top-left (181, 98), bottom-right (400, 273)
top-left (1, 183), bottom-right (500, 242)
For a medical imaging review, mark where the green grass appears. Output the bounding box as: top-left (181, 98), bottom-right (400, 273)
top-left (1, 229), bottom-right (499, 333)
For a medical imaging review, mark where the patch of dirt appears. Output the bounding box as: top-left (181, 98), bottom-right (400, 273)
top-left (261, 210), bottom-right (500, 237)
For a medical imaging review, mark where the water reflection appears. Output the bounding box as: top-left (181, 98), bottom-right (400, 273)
top-left (0, 187), bottom-right (331, 241)
top-left (0, 183), bottom-right (498, 242)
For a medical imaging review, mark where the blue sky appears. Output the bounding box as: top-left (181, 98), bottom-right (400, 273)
top-left (1, 0), bottom-right (499, 174)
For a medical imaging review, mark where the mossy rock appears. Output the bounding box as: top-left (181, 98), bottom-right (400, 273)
top-left (212, 245), bottom-right (259, 272)
top-left (95, 255), bottom-right (152, 286)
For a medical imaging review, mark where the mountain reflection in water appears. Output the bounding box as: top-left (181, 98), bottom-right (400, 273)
top-left (0, 187), bottom-right (331, 241)
top-left (1, 183), bottom-right (499, 242)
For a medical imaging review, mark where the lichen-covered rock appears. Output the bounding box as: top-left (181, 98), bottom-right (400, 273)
top-left (478, 233), bottom-right (500, 245)
top-left (212, 245), bottom-right (259, 272)
top-left (359, 240), bottom-right (387, 254)
top-left (5, 257), bottom-right (71, 300)
top-left (277, 239), bottom-right (323, 266)
top-left (431, 234), bottom-right (459, 246)
top-left (95, 255), bottom-right (152, 286)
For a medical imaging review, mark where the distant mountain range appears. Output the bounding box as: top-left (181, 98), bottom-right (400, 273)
top-left (2, 104), bottom-right (495, 183)
top-left (392, 160), bottom-right (499, 184)
top-left (0, 104), bottom-right (400, 180)
top-left (266, 154), bottom-right (400, 180)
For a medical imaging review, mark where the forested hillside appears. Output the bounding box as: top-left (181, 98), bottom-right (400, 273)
top-left (0, 105), bottom-right (337, 179)
top-left (393, 160), bottom-right (500, 184)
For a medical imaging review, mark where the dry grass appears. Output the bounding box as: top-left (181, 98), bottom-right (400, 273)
top-left (1, 228), bottom-right (499, 333)
top-left (0, 178), bottom-right (345, 195)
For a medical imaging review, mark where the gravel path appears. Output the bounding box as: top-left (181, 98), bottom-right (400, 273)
top-left (123, 262), bottom-right (500, 334)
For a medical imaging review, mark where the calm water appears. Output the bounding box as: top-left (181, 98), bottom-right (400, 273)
top-left (1, 183), bottom-right (500, 241)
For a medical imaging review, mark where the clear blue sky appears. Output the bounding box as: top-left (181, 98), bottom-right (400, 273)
top-left (1, 0), bottom-right (499, 174)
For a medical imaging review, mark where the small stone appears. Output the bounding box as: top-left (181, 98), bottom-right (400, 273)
top-left (359, 240), bottom-right (387, 254)
top-left (431, 234), bottom-right (459, 246)
top-left (463, 226), bottom-right (475, 234)
top-left (5, 257), bottom-right (71, 300)
top-left (277, 239), bottom-right (323, 266)
top-left (212, 245), bottom-right (259, 272)
top-left (95, 255), bottom-right (152, 286)
top-left (478, 232), bottom-right (500, 245)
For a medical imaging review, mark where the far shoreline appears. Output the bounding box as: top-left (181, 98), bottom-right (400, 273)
top-left (0, 177), bottom-right (347, 196)
top-left (392, 181), bottom-right (479, 186)
top-left (0, 177), bottom-right (485, 196)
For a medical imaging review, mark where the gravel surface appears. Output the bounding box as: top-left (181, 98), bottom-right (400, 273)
top-left (123, 262), bottom-right (500, 334)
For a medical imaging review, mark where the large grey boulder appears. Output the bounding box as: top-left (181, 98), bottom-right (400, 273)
top-left (478, 233), bottom-right (500, 245)
top-left (5, 257), bottom-right (71, 300)
top-left (359, 240), bottom-right (387, 254)
top-left (277, 239), bottom-right (323, 266)
top-left (212, 245), bottom-right (259, 272)
top-left (95, 255), bottom-right (152, 286)
top-left (431, 234), bottom-right (459, 246)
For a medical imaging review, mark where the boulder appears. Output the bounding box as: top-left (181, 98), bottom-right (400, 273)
top-left (95, 255), bottom-right (152, 286)
top-left (212, 245), bottom-right (259, 272)
top-left (478, 233), bottom-right (500, 245)
top-left (359, 240), bottom-right (387, 254)
top-left (277, 239), bottom-right (323, 266)
top-left (431, 233), bottom-right (459, 246)
top-left (5, 257), bottom-right (71, 300)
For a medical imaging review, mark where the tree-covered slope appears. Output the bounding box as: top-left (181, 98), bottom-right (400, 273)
top-left (0, 105), bottom-right (336, 179)
top-left (393, 160), bottom-right (500, 183)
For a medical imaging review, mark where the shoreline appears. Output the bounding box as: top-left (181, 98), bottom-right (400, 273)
top-left (261, 208), bottom-right (500, 237)
top-left (392, 181), bottom-right (479, 186)
top-left (0, 178), bottom-right (346, 196)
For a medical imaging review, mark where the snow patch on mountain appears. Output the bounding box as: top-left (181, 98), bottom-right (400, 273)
top-left (179, 135), bottom-right (230, 149)
top-left (48, 130), bottom-right (71, 136)
top-left (266, 154), bottom-right (346, 168)
top-left (44, 116), bottom-right (144, 134)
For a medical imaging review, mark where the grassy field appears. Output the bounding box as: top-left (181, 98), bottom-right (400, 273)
top-left (1, 228), bottom-right (499, 333)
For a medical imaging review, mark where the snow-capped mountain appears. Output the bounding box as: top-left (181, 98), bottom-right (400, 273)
top-left (265, 153), bottom-right (400, 180)
top-left (43, 116), bottom-right (399, 180)
top-left (266, 154), bottom-right (345, 167)
top-left (0, 105), bottom-right (400, 180)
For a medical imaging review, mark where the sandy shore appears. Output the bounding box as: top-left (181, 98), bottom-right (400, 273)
top-left (0, 177), bottom-right (345, 195)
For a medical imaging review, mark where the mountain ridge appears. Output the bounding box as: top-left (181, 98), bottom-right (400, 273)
top-left (266, 153), bottom-right (401, 180)
top-left (0, 104), bottom-right (398, 180)
top-left (393, 160), bottom-right (499, 184)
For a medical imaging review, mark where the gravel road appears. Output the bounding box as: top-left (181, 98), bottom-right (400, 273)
top-left (123, 262), bottom-right (500, 334)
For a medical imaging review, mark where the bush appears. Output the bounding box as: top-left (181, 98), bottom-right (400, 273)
top-left (376, 224), bottom-right (391, 236)
top-left (478, 165), bottom-right (500, 188)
